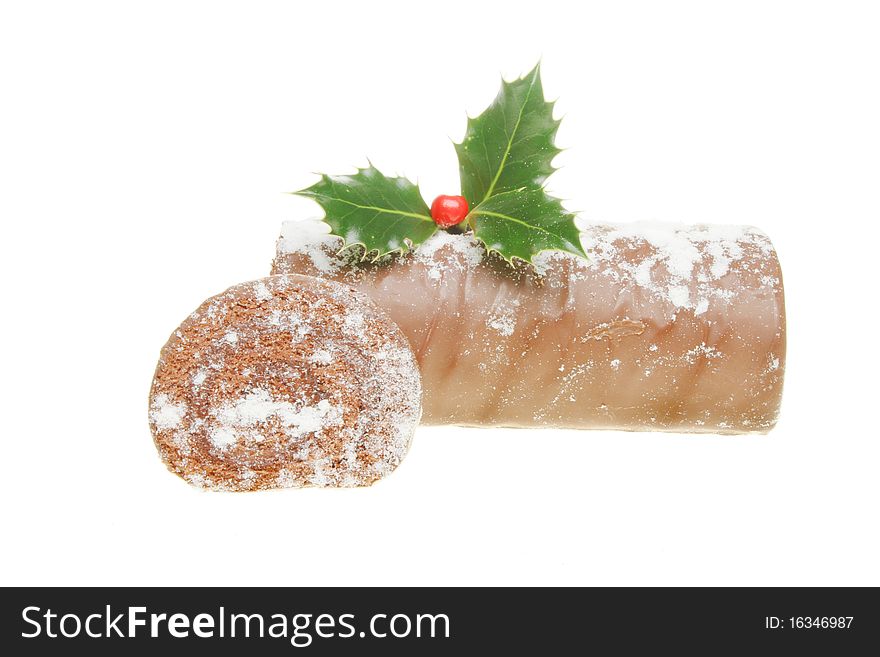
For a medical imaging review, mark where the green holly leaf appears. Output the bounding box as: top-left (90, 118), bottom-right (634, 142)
top-left (467, 188), bottom-right (586, 264)
top-left (295, 166), bottom-right (437, 258)
top-left (454, 64), bottom-right (562, 207)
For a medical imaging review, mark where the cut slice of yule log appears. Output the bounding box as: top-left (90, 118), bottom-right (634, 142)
top-left (148, 274), bottom-right (422, 490)
top-left (271, 219), bottom-right (786, 433)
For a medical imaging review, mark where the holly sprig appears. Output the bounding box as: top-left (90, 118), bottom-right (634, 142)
top-left (295, 166), bottom-right (436, 260)
top-left (455, 64), bottom-right (561, 207)
top-left (295, 64), bottom-right (586, 265)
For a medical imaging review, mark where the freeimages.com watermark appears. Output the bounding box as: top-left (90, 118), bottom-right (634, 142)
top-left (21, 605), bottom-right (450, 647)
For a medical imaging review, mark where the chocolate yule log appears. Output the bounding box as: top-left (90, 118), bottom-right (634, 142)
top-left (271, 219), bottom-right (785, 433)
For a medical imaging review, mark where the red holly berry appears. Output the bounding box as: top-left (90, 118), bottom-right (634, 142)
top-left (430, 195), bottom-right (469, 228)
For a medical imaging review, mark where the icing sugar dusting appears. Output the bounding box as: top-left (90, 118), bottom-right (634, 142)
top-left (278, 219), bottom-right (344, 274)
top-left (253, 281), bottom-right (272, 301)
top-left (579, 221), bottom-right (772, 314)
top-left (150, 394), bottom-right (187, 430)
top-left (531, 249), bottom-right (572, 277)
top-left (487, 313), bottom-right (515, 336)
top-left (208, 389), bottom-right (336, 450)
top-left (278, 218), bottom-right (334, 252)
top-left (486, 297), bottom-right (520, 336)
top-left (208, 427), bottom-right (238, 450)
top-left (276, 220), bottom-right (771, 318)
top-left (191, 368), bottom-right (208, 388)
top-left (272, 218), bottom-right (777, 376)
top-left (309, 349), bottom-right (333, 365)
top-left (214, 389), bottom-right (333, 432)
top-left (667, 285), bottom-right (690, 308)
top-left (414, 231), bottom-right (485, 281)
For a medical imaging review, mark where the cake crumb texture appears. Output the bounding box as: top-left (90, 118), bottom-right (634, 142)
top-left (148, 274), bottom-right (422, 490)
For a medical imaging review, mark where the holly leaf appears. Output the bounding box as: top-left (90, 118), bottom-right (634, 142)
top-left (295, 166), bottom-right (437, 258)
top-left (467, 188), bottom-right (586, 264)
top-left (454, 64), bottom-right (561, 207)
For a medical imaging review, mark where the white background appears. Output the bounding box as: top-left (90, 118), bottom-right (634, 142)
top-left (2, 0), bottom-right (878, 586)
